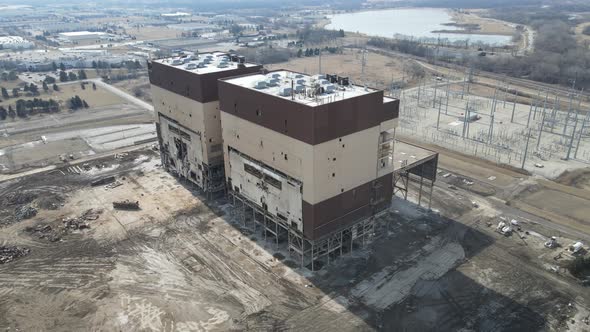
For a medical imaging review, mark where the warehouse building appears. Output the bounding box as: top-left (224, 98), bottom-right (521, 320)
top-left (148, 52), bottom-right (262, 195)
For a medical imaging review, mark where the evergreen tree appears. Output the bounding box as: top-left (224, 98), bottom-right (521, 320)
top-left (53, 83), bottom-right (59, 91)
top-left (0, 106), bottom-right (6, 120)
top-left (68, 72), bottom-right (77, 81)
top-left (52, 62), bottom-right (58, 71)
top-left (29, 84), bottom-right (38, 95)
top-left (59, 70), bottom-right (68, 82)
top-left (1, 87), bottom-right (9, 99)
top-left (43, 81), bottom-right (49, 92)
top-left (8, 106), bottom-right (15, 118)
top-left (12, 88), bottom-right (19, 98)
top-left (59, 63), bottom-right (66, 71)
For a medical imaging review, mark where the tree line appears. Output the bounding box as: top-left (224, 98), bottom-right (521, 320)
top-left (0, 98), bottom-right (60, 120)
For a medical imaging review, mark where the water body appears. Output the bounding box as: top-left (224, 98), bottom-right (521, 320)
top-left (326, 8), bottom-right (513, 45)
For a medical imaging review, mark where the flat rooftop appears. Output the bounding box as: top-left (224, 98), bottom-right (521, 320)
top-left (153, 51), bottom-right (258, 75)
top-left (223, 70), bottom-right (380, 107)
top-left (393, 141), bottom-right (438, 173)
top-left (59, 31), bottom-right (106, 37)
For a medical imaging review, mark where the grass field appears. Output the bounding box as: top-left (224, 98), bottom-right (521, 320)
top-left (0, 82), bottom-right (126, 110)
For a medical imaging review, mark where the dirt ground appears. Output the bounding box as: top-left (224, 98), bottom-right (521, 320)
top-left (270, 49), bottom-right (430, 90)
top-left (128, 26), bottom-right (182, 41)
top-left (0, 146), bottom-right (589, 331)
top-left (113, 76), bottom-right (152, 103)
top-left (451, 9), bottom-right (516, 36)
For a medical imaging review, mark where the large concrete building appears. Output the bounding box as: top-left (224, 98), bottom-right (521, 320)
top-left (148, 52), bottom-right (261, 194)
top-left (218, 70), bottom-right (406, 268)
top-left (148, 56), bottom-right (438, 269)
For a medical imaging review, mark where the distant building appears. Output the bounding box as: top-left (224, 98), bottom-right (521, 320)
top-left (0, 36), bottom-right (34, 50)
top-left (58, 31), bottom-right (107, 43)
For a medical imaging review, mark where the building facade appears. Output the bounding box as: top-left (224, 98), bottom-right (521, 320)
top-left (218, 70), bottom-right (399, 241)
top-left (148, 52), bottom-right (261, 194)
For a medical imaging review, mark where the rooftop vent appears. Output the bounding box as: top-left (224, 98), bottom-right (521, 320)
top-left (266, 78), bottom-right (279, 87)
top-left (254, 81), bottom-right (267, 89)
top-left (279, 87), bottom-right (292, 97)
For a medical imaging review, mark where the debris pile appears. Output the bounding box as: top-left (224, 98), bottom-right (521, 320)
top-left (15, 205), bottom-right (38, 220)
top-left (4, 192), bottom-right (37, 206)
top-left (0, 246), bottom-right (30, 264)
top-left (113, 200), bottom-right (140, 210)
top-left (62, 209), bottom-right (102, 230)
top-left (25, 224), bottom-right (62, 242)
top-left (91, 176), bottom-right (116, 187)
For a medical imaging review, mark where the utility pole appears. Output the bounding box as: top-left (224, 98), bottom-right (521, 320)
top-left (522, 128), bottom-right (532, 169)
top-left (445, 77), bottom-right (450, 115)
top-left (566, 110), bottom-right (580, 160)
top-left (574, 111), bottom-right (589, 159)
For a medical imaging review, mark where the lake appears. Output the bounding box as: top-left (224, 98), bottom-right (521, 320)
top-left (326, 8), bottom-right (513, 45)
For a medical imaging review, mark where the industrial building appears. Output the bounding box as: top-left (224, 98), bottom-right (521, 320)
top-left (148, 52), bottom-right (262, 195)
top-left (148, 56), bottom-right (438, 269)
top-left (58, 31), bottom-right (107, 43)
top-left (218, 70), bottom-right (437, 269)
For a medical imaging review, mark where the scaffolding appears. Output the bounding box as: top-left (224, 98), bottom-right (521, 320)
top-left (228, 191), bottom-right (382, 271)
top-left (227, 152), bottom-right (437, 271)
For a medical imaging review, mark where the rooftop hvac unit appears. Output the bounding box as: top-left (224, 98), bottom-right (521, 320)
top-left (296, 79), bottom-right (306, 85)
top-left (338, 76), bottom-right (349, 86)
top-left (295, 74), bottom-right (304, 78)
top-left (313, 74), bottom-right (325, 81)
top-left (230, 54), bottom-right (238, 62)
top-left (324, 85), bottom-right (336, 93)
top-left (326, 74), bottom-right (338, 83)
top-left (203, 58), bottom-right (211, 64)
top-left (266, 78), bottom-right (279, 86)
top-left (217, 63), bottom-right (228, 68)
top-left (171, 59), bottom-right (182, 66)
top-left (197, 62), bottom-right (206, 68)
top-left (271, 73), bottom-right (281, 79)
top-left (237, 55), bottom-right (245, 63)
top-left (186, 63), bottom-right (197, 70)
top-left (294, 85), bottom-right (305, 93)
top-left (255, 81), bottom-right (267, 89)
top-left (320, 79), bottom-right (330, 85)
top-left (206, 55), bottom-right (213, 59)
top-left (279, 87), bottom-right (292, 96)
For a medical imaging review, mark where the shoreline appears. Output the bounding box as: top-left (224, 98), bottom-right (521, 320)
top-left (322, 7), bottom-right (515, 38)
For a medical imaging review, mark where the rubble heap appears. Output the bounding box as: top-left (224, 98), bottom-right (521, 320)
top-left (62, 209), bottom-right (102, 230)
top-left (15, 205), bottom-right (38, 220)
top-left (25, 224), bottom-right (62, 242)
top-left (0, 246), bottom-right (30, 264)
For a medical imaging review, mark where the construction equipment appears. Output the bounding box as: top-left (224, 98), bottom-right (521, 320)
top-left (113, 200), bottom-right (140, 210)
top-left (545, 236), bottom-right (558, 249)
